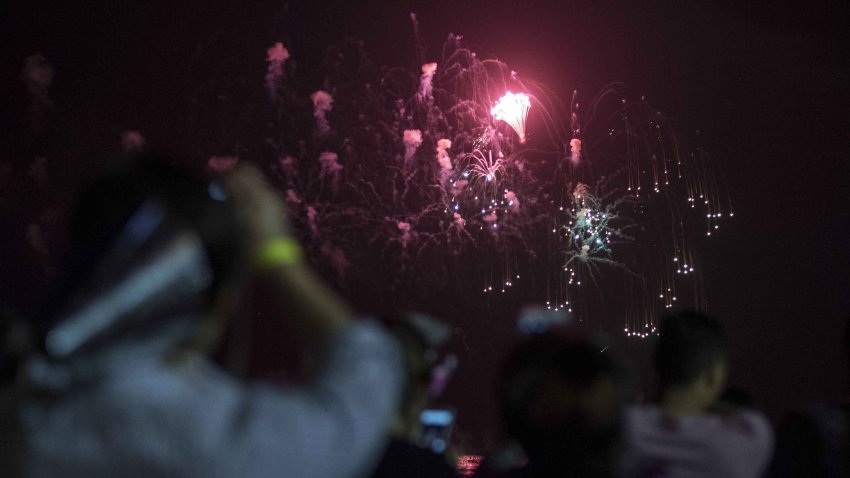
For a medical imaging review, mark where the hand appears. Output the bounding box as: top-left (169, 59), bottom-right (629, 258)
top-left (223, 163), bottom-right (352, 335)
top-left (222, 164), bottom-right (291, 251)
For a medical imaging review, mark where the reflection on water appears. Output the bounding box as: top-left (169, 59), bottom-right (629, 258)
top-left (457, 455), bottom-right (482, 476)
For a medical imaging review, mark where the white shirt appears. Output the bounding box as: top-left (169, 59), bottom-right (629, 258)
top-left (12, 318), bottom-right (403, 478)
top-left (623, 404), bottom-right (774, 478)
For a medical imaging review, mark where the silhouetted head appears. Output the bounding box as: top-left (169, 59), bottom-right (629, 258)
top-left (69, 156), bottom-right (245, 300)
top-left (45, 155), bottom-right (246, 356)
top-left (655, 311), bottom-right (728, 400)
top-left (499, 333), bottom-right (622, 477)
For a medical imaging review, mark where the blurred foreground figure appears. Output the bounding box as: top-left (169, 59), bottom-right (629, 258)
top-left (371, 313), bottom-right (459, 478)
top-left (0, 159), bottom-right (402, 477)
top-left (768, 317), bottom-right (850, 478)
top-left (475, 332), bottom-right (624, 478)
top-left (622, 311), bottom-right (773, 478)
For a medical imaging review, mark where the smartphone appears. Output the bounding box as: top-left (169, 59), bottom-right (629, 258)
top-left (418, 406), bottom-right (455, 454)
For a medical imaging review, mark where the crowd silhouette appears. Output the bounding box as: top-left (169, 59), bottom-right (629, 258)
top-left (1, 158), bottom-right (848, 477)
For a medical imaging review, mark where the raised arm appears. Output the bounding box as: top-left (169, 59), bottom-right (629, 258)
top-left (209, 166), bottom-right (403, 478)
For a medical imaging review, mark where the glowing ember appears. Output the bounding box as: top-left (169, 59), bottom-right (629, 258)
top-left (456, 455), bottom-right (483, 476)
top-left (491, 92), bottom-right (531, 143)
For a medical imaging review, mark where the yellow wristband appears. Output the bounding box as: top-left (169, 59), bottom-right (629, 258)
top-left (255, 236), bottom-right (303, 268)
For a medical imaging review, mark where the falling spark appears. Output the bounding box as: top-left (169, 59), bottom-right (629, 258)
top-left (419, 62), bottom-right (438, 100)
top-left (310, 90), bottom-right (334, 135)
top-left (403, 129), bottom-right (423, 167)
top-left (569, 138), bottom-right (582, 165)
top-left (264, 42), bottom-right (289, 100)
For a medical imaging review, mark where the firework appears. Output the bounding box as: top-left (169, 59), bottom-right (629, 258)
top-left (491, 92), bottom-right (531, 143)
top-left (264, 42), bottom-right (289, 100)
top-left (569, 138), bottom-right (582, 165)
top-left (564, 185), bottom-right (613, 262)
top-left (207, 155), bottom-right (239, 172)
top-left (310, 90), bottom-right (334, 136)
top-left (10, 7), bottom-right (735, 337)
top-left (120, 130), bottom-right (146, 153)
top-left (504, 190), bottom-right (520, 213)
top-left (403, 129), bottom-right (423, 167)
top-left (560, 183), bottom-right (633, 279)
top-left (419, 62), bottom-right (438, 100)
top-left (397, 221), bottom-right (413, 248)
top-left (203, 26), bottom-right (731, 335)
top-left (436, 139), bottom-right (453, 183)
top-left (318, 151), bottom-right (343, 194)
top-left (461, 149), bottom-right (504, 187)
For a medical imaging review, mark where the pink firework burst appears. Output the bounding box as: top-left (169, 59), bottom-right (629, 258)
top-left (491, 92), bottom-right (531, 143)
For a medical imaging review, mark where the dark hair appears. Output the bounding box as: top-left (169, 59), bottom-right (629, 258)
top-left (655, 310), bottom-right (728, 387)
top-left (67, 155), bottom-right (245, 306)
top-left (498, 333), bottom-right (622, 474)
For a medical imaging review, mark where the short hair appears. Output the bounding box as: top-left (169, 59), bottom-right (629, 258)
top-left (498, 333), bottom-right (622, 468)
top-left (68, 156), bottom-right (245, 306)
top-left (655, 311), bottom-right (728, 387)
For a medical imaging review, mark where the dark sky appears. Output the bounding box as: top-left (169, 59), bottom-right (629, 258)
top-left (2, 0), bottom-right (849, 451)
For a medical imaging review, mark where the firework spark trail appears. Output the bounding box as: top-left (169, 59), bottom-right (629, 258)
top-left (318, 151), bottom-right (343, 194)
top-left (264, 42), bottom-right (289, 100)
top-left (491, 92), bottom-right (531, 144)
top-left (569, 138), bottom-right (582, 165)
top-left (436, 138), bottom-right (453, 184)
top-left (242, 28), bottom-right (732, 334)
top-left (512, 76), bottom-right (578, 151)
top-left (551, 83), bottom-right (733, 331)
top-left (310, 90), bottom-right (334, 136)
top-left (419, 63), bottom-right (438, 100)
top-left (461, 149), bottom-right (504, 188)
top-left (403, 129), bottom-right (423, 167)
top-left (559, 183), bottom-right (638, 274)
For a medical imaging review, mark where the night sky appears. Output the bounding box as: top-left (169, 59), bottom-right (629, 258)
top-left (2, 0), bottom-right (849, 451)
